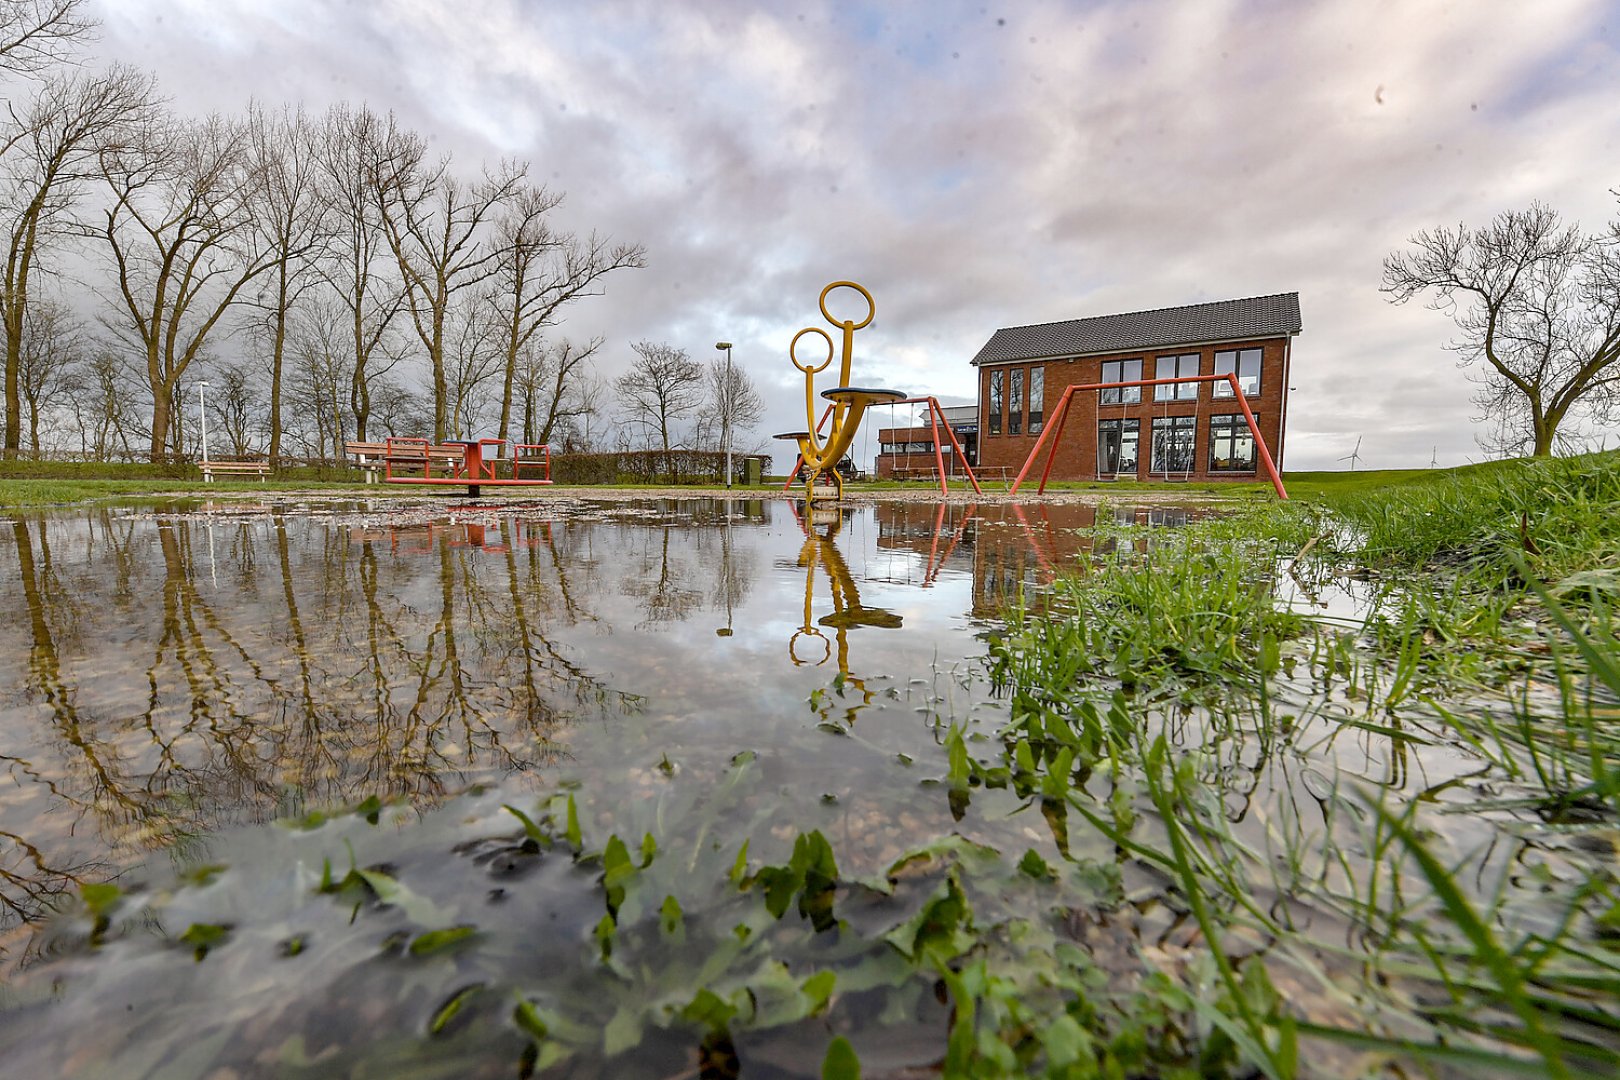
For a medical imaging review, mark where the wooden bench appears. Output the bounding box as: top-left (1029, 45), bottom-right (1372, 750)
top-left (344, 440), bottom-right (390, 483)
top-left (200, 460), bottom-right (269, 482)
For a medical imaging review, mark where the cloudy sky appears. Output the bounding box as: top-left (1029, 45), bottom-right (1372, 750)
top-left (84, 0), bottom-right (1620, 470)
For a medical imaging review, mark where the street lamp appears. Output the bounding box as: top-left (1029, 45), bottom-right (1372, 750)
top-left (714, 341), bottom-right (733, 489)
top-left (196, 380), bottom-right (211, 473)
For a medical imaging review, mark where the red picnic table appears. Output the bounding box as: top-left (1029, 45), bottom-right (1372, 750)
top-left (382, 437), bottom-right (552, 497)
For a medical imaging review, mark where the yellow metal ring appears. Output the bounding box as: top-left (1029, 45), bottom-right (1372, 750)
top-left (819, 280), bottom-right (874, 330)
top-left (790, 327), bottom-right (834, 374)
top-left (788, 628), bottom-right (831, 666)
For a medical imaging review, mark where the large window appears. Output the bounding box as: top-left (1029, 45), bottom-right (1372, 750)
top-left (1150, 415), bottom-right (1196, 473)
top-left (1213, 348), bottom-right (1262, 397)
top-left (1208, 415), bottom-right (1257, 472)
top-left (1154, 353), bottom-right (1199, 400)
top-left (1097, 418), bottom-right (1140, 476)
top-left (1100, 358), bottom-right (1142, 404)
top-left (1009, 368), bottom-right (1024, 435)
top-left (1028, 368), bottom-right (1044, 435)
top-left (988, 370), bottom-right (1003, 435)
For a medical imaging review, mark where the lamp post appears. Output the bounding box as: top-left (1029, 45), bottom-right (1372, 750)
top-left (714, 341), bottom-right (733, 489)
top-left (196, 380), bottom-right (211, 471)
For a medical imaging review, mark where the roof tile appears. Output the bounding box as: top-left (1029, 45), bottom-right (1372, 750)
top-left (970, 293), bottom-right (1302, 365)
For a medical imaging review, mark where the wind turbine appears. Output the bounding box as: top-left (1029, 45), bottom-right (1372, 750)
top-left (1430, 445), bottom-right (1439, 469)
top-left (1339, 436), bottom-right (1364, 471)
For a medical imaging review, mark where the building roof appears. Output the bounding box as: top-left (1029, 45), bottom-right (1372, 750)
top-left (969, 292), bottom-right (1301, 366)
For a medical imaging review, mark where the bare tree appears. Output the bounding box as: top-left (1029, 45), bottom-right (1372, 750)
top-left (97, 113), bottom-right (279, 460)
top-left (445, 295), bottom-right (503, 439)
top-left (1383, 202), bottom-right (1620, 456)
top-left (1, 64), bottom-right (155, 453)
top-left (244, 101), bottom-right (327, 465)
top-left (17, 295), bottom-right (76, 449)
top-left (314, 103), bottom-right (404, 443)
top-left (371, 119), bottom-right (523, 440)
top-left (700, 355), bottom-right (765, 454)
top-left (65, 344), bottom-right (137, 459)
top-left (516, 335), bottom-right (603, 447)
top-left (207, 361), bottom-right (262, 456)
top-left (0, 0), bottom-right (94, 77)
top-left (489, 184), bottom-right (643, 440)
top-left (615, 340), bottom-right (703, 482)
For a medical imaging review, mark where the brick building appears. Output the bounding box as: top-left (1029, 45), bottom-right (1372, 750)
top-left (874, 405), bottom-right (977, 479)
top-left (971, 293), bottom-right (1301, 482)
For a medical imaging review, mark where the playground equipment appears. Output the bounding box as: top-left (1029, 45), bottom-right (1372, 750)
top-left (773, 281), bottom-right (905, 503)
top-left (1008, 371), bottom-right (1287, 499)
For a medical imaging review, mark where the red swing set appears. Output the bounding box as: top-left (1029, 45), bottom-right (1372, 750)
top-left (1008, 371), bottom-right (1287, 500)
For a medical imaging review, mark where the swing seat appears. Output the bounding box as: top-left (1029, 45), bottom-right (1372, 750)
top-left (819, 605), bottom-right (904, 630)
top-left (772, 430), bottom-right (812, 440)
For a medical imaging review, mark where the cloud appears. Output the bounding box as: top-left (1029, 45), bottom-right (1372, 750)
top-left (86, 0), bottom-right (1620, 468)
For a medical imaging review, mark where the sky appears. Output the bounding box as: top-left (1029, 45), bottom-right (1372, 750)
top-left (82, 0), bottom-right (1620, 470)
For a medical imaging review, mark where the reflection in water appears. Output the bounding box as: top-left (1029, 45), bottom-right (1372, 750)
top-left (787, 507), bottom-right (903, 725)
top-left (0, 497), bottom-right (1206, 961)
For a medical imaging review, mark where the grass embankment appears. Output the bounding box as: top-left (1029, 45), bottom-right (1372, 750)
top-left (986, 450), bottom-right (1620, 1077)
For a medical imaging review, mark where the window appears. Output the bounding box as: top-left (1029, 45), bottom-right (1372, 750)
top-left (988, 370), bottom-right (1003, 435)
top-left (1213, 348), bottom-right (1262, 397)
top-left (1150, 415), bottom-right (1196, 473)
top-left (1208, 414), bottom-right (1257, 472)
top-left (1154, 353), bottom-right (1199, 400)
top-left (1100, 358), bottom-right (1142, 404)
top-left (1009, 368), bottom-right (1023, 435)
top-left (1097, 418), bottom-right (1140, 476)
top-left (1028, 367), bottom-right (1044, 435)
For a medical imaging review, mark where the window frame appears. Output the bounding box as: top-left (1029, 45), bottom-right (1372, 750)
top-left (1207, 413), bottom-right (1258, 473)
top-left (1212, 347), bottom-right (1262, 398)
top-left (1009, 368), bottom-right (1024, 435)
top-left (1099, 358), bottom-right (1143, 405)
top-left (1149, 414), bottom-right (1197, 473)
top-left (1028, 367), bottom-right (1044, 435)
top-left (1097, 417), bottom-right (1141, 475)
top-left (1154, 353), bottom-right (1200, 401)
top-left (987, 369), bottom-right (1003, 435)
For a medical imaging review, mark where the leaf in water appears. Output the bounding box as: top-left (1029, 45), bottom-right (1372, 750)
top-left (503, 804), bottom-right (550, 849)
top-left (1018, 849), bottom-right (1054, 880)
top-left (801, 970), bottom-right (836, 1016)
top-left (513, 1000), bottom-right (549, 1041)
top-left (822, 1035), bottom-right (861, 1079)
top-left (178, 922), bottom-right (231, 961)
top-left (659, 894), bottom-right (684, 937)
top-left (354, 868), bottom-right (451, 926)
top-left (602, 835), bottom-right (633, 918)
top-left (884, 872), bottom-right (972, 961)
top-left (409, 924), bottom-right (478, 956)
top-left (354, 794), bottom-right (383, 824)
top-left (682, 987), bottom-right (739, 1032)
top-left (429, 983), bottom-right (483, 1037)
top-left (79, 881), bottom-right (122, 917)
top-left (639, 831), bottom-right (657, 868)
top-left (603, 1004), bottom-right (643, 1057)
top-left (278, 934), bottom-right (306, 958)
top-left (178, 863), bottom-right (227, 887)
top-left (728, 840), bottom-right (750, 887)
top-left (565, 793), bottom-right (582, 852)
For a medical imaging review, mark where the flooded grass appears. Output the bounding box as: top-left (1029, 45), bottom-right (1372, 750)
top-left (0, 459), bottom-right (1617, 1077)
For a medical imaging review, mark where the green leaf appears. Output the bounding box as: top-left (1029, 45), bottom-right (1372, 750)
top-left (728, 840), bottom-right (750, 886)
top-left (884, 872), bottom-right (972, 960)
top-left (1041, 1014), bottom-right (1090, 1068)
top-left (429, 984), bottom-right (482, 1036)
top-left (409, 925), bottom-right (477, 956)
top-left (602, 834), bottom-right (634, 918)
top-left (1017, 849), bottom-right (1053, 880)
top-left (513, 1000), bottom-right (549, 1042)
top-left (354, 794), bottom-right (383, 824)
top-left (603, 1004), bottom-right (644, 1057)
top-left (639, 832), bottom-right (658, 867)
top-left (682, 987), bottom-right (739, 1031)
top-left (503, 804), bottom-right (550, 848)
top-left (565, 794), bottom-right (582, 851)
top-left (79, 881), bottom-right (122, 917)
top-left (178, 922), bottom-right (230, 961)
top-left (801, 970), bottom-right (836, 1015)
top-left (822, 1035), bottom-right (861, 1079)
top-left (659, 894), bottom-right (684, 937)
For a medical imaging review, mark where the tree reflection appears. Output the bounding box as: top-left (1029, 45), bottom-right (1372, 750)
top-left (0, 507), bottom-right (637, 956)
